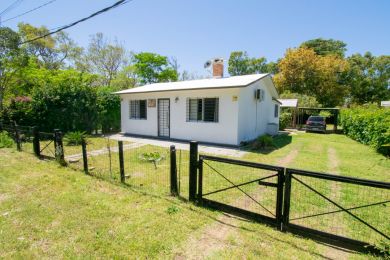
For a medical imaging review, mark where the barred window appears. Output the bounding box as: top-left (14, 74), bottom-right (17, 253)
top-left (274, 104), bottom-right (279, 118)
top-left (187, 98), bottom-right (219, 122)
top-left (129, 100), bottom-right (147, 119)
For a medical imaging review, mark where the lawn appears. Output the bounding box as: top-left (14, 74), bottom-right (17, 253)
top-left (0, 131), bottom-right (388, 258)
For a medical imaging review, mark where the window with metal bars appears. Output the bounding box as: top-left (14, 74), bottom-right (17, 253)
top-left (129, 100), bottom-right (147, 119)
top-left (186, 98), bottom-right (219, 122)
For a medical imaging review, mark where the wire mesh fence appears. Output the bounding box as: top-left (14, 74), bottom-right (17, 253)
top-left (286, 171), bottom-right (390, 250)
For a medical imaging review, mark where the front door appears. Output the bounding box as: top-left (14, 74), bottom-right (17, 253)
top-left (158, 99), bottom-right (170, 137)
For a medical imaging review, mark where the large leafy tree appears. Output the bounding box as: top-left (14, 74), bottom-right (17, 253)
top-left (18, 23), bottom-right (79, 69)
top-left (274, 47), bottom-right (349, 107)
top-left (228, 51), bottom-right (267, 76)
top-left (300, 38), bottom-right (347, 57)
top-left (133, 52), bottom-right (178, 85)
top-left (0, 27), bottom-right (26, 110)
top-left (346, 52), bottom-right (390, 104)
top-left (83, 33), bottom-right (128, 86)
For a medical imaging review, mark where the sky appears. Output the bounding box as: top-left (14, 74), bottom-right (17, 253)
top-left (1, 0), bottom-right (389, 76)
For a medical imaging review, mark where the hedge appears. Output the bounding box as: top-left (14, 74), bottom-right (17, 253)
top-left (340, 106), bottom-right (390, 155)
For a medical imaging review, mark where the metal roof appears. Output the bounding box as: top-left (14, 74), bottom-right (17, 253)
top-left (115, 74), bottom-right (269, 94)
top-left (278, 99), bottom-right (298, 108)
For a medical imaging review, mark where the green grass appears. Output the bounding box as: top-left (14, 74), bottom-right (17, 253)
top-left (0, 132), bottom-right (388, 258)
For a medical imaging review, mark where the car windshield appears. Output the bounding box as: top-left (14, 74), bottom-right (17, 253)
top-left (308, 116), bottom-right (324, 121)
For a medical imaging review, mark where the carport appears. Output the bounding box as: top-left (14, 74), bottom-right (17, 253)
top-left (297, 107), bottom-right (340, 132)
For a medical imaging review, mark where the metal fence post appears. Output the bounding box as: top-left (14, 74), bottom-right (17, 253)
top-left (118, 141), bottom-right (125, 183)
top-left (276, 168), bottom-right (285, 230)
top-left (14, 121), bottom-right (21, 151)
top-left (54, 129), bottom-right (65, 165)
top-left (170, 145), bottom-right (178, 196)
top-left (32, 126), bottom-right (40, 157)
top-left (282, 169), bottom-right (292, 232)
top-left (81, 138), bottom-right (88, 174)
top-left (189, 141), bottom-right (198, 201)
top-left (197, 157), bottom-right (203, 202)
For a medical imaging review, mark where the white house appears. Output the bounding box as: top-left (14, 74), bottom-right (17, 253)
top-left (116, 66), bottom-right (280, 146)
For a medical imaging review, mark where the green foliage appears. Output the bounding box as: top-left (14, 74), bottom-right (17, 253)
top-left (340, 106), bottom-right (390, 155)
top-left (300, 38), bottom-right (347, 57)
top-left (139, 152), bottom-right (165, 169)
top-left (319, 110), bottom-right (331, 118)
top-left (133, 52), bottom-right (178, 85)
top-left (228, 51), bottom-right (267, 76)
top-left (0, 96), bottom-right (34, 125)
top-left (166, 205), bottom-right (179, 215)
top-left (0, 131), bottom-right (14, 148)
top-left (31, 70), bottom-right (98, 133)
top-left (96, 86), bottom-right (121, 133)
top-left (279, 112), bottom-right (292, 130)
top-left (252, 135), bottom-right (274, 150)
top-left (64, 131), bottom-right (86, 146)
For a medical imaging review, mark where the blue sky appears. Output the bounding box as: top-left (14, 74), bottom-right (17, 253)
top-left (1, 0), bottom-right (389, 76)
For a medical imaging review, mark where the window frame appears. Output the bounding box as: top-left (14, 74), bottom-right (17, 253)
top-left (274, 104), bottom-right (279, 118)
top-left (129, 99), bottom-right (147, 120)
top-left (187, 97), bottom-right (219, 123)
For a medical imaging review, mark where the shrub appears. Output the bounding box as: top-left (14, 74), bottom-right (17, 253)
top-left (279, 112), bottom-right (292, 130)
top-left (0, 131), bottom-right (14, 148)
top-left (139, 152), bottom-right (165, 169)
top-left (340, 105), bottom-right (390, 155)
top-left (252, 135), bottom-right (274, 150)
top-left (64, 131), bottom-right (86, 146)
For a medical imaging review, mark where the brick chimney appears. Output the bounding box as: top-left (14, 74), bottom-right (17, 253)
top-left (212, 58), bottom-right (224, 78)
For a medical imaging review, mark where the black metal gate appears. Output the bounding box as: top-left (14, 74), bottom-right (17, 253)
top-left (197, 155), bottom-right (285, 228)
top-left (158, 99), bottom-right (170, 137)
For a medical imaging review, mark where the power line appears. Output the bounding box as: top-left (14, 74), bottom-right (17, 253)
top-left (2, 0), bottom-right (57, 24)
top-left (20, 0), bottom-right (130, 45)
top-left (0, 0), bottom-right (24, 16)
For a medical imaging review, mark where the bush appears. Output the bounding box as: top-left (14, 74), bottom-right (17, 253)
top-left (64, 131), bottom-right (86, 146)
top-left (279, 112), bottom-right (292, 130)
top-left (252, 135), bottom-right (274, 150)
top-left (0, 131), bottom-right (14, 148)
top-left (340, 105), bottom-right (390, 155)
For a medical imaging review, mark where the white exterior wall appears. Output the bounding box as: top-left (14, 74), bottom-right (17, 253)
top-left (237, 77), bottom-right (279, 143)
top-left (120, 88), bottom-right (240, 145)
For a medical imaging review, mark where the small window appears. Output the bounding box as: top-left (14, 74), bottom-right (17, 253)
top-left (274, 104), bottom-right (279, 118)
top-left (187, 98), bottom-right (219, 122)
top-left (129, 100), bottom-right (147, 119)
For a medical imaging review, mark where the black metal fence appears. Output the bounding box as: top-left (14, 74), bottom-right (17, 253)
top-left (188, 142), bottom-right (389, 254)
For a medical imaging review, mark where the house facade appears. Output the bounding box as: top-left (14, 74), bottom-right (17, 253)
top-left (116, 73), bottom-right (280, 146)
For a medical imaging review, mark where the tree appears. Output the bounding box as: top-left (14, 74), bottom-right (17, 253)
top-left (0, 27), bottom-right (25, 110)
top-left (228, 51), bottom-right (267, 76)
top-left (274, 47), bottom-right (349, 107)
top-left (110, 65), bottom-right (137, 90)
top-left (132, 52), bottom-right (178, 84)
top-left (84, 33), bottom-right (128, 86)
top-left (346, 52), bottom-right (390, 104)
top-left (18, 23), bottom-right (79, 69)
top-left (300, 38), bottom-right (347, 57)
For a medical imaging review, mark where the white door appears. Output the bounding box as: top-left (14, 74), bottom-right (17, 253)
top-left (158, 99), bottom-right (170, 137)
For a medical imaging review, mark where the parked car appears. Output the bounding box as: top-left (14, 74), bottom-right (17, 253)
top-left (306, 116), bottom-right (326, 133)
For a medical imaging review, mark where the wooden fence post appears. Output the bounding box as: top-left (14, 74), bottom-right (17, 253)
top-left (170, 145), bottom-right (178, 196)
top-left (282, 170), bottom-right (292, 232)
top-left (118, 141), bottom-right (125, 183)
top-left (32, 126), bottom-right (40, 157)
top-left (54, 129), bottom-right (65, 165)
top-left (189, 141), bottom-right (198, 201)
top-left (81, 138), bottom-right (88, 174)
top-left (14, 121), bottom-right (21, 151)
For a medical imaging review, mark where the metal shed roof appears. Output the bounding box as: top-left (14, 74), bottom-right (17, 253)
top-left (278, 99), bottom-right (298, 108)
top-left (115, 73), bottom-right (269, 94)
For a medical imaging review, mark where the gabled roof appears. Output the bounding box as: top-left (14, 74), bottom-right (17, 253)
top-left (278, 99), bottom-right (298, 108)
top-left (115, 73), bottom-right (270, 95)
